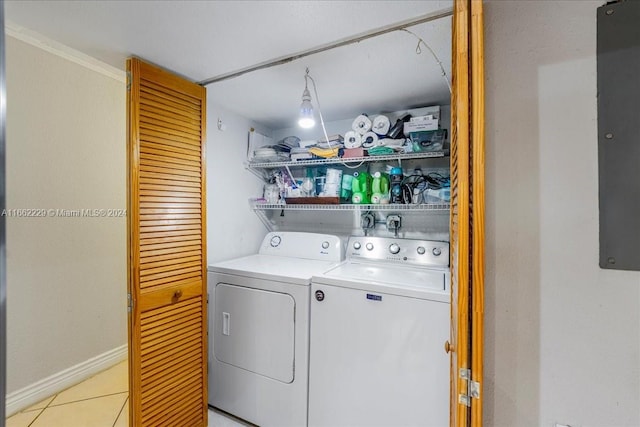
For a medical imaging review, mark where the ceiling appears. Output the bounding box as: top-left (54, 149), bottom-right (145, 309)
top-left (5, 0), bottom-right (453, 130)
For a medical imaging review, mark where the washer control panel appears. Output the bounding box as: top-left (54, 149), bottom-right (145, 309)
top-left (347, 236), bottom-right (449, 267)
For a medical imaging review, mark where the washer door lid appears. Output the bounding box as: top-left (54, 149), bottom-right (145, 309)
top-left (325, 262), bottom-right (446, 292)
top-left (214, 283), bottom-right (295, 383)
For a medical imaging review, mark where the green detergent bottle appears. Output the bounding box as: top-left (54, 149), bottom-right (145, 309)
top-left (351, 171), bottom-right (372, 204)
top-left (371, 172), bottom-right (390, 204)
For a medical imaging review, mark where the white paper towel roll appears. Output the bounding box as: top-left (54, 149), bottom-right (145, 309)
top-left (372, 115), bottom-right (391, 136)
top-left (352, 114), bottom-right (372, 135)
top-left (344, 131), bottom-right (362, 149)
top-left (362, 131), bottom-right (379, 148)
top-left (379, 138), bottom-right (406, 148)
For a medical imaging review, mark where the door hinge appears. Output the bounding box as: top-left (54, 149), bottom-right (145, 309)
top-left (458, 368), bottom-right (480, 407)
top-left (126, 71), bottom-right (132, 92)
top-left (127, 292), bottom-right (133, 313)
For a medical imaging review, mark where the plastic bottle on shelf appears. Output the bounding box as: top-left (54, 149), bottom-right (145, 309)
top-left (300, 168), bottom-right (316, 197)
top-left (371, 172), bottom-right (390, 204)
top-left (390, 167), bottom-right (403, 204)
top-left (351, 171), bottom-right (372, 204)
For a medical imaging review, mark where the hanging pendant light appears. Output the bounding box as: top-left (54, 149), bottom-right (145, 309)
top-left (296, 68), bottom-right (333, 158)
top-left (298, 69), bottom-right (316, 129)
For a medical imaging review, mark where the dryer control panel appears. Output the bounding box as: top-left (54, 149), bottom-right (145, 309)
top-left (259, 232), bottom-right (344, 262)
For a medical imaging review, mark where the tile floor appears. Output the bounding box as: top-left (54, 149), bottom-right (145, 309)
top-left (6, 360), bottom-right (246, 427)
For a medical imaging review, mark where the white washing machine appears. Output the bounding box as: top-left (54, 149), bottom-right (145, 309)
top-left (208, 232), bottom-right (344, 427)
top-left (309, 236), bottom-right (450, 427)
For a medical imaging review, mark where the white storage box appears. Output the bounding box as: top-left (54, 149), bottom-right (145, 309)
top-left (404, 117), bottom-right (439, 133)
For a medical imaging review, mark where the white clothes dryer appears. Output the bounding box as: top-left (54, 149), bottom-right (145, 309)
top-left (207, 232), bottom-right (344, 427)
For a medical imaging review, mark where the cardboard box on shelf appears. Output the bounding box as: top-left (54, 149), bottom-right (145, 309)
top-left (343, 148), bottom-right (366, 158)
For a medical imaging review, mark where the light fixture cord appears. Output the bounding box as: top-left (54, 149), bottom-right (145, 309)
top-left (400, 29), bottom-right (452, 94)
top-left (306, 71), bottom-right (365, 169)
top-left (304, 71), bottom-right (330, 148)
top-left (303, 68), bottom-right (310, 92)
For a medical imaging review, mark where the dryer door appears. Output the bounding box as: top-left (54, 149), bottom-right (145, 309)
top-left (214, 283), bottom-right (295, 383)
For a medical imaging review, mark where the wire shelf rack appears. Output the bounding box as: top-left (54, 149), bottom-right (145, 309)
top-left (250, 201), bottom-right (451, 212)
top-left (246, 150), bottom-right (448, 169)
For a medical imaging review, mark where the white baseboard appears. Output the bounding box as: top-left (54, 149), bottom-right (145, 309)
top-left (5, 344), bottom-right (127, 417)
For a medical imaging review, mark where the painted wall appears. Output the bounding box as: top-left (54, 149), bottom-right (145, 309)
top-left (484, 1), bottom-right (640, 426)
top-left (206, 101), bottom-right (270, 264)
top-left (5, 37), bottom-right (126, 393)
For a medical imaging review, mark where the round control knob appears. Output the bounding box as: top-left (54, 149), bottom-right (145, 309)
top-left (270, 235), bottom-right (281, 247)
top-left (432, 247), bottom-right (442, 256)
top-left (366, 242), bottom-right (374, 251)
top-left (353, 242), bottom-right (361, 250)
top-left (389, 243), bottom-right (401, 254)
top-left (322, 241), bottom-right (329, 249)
top-left (417, 246), bottom-right (426, 255)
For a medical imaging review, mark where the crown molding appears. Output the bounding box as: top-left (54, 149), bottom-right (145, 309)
top-left (5, 21), bottom-right (126, 83)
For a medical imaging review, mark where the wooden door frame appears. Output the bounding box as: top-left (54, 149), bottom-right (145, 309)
top-left (470, 2), bottom-right (485, 425)
top-left (450, 0), bottom-right (485, 426)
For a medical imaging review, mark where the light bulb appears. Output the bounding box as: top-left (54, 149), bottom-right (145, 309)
top-left (298, 84), bottom-right (315, 128)
top-left (298, 116), bottom-right (315, 128)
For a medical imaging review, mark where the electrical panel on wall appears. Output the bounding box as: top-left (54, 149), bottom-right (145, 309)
top-left (597, 0), bottom-right (640, 271)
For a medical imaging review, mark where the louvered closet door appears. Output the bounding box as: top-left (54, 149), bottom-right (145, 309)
top-left (449, 1), bottom-right (484, 426)
top-left (127, 58), bottom-right (207, 427)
